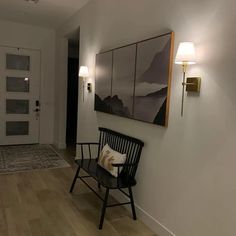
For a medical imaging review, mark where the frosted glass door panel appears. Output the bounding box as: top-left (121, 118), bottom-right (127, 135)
top-left (6, 77), bottom-right (30, 92)
top-left (6, 54), bottom-right (30, 71)
top-left (6, 121), bottom-right (29, 136)
top-left (6, 99), bottom-right (29, 114)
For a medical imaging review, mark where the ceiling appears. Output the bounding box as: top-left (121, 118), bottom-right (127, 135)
top-left (0, 0), bottom-right (90, 29)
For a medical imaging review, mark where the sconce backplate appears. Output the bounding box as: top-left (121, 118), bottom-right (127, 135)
top-left (87, 83), bottom-right (92, 93)
top-left (186, 77), bottom-right (201, 92)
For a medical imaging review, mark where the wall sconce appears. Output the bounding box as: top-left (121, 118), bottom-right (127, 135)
top-left (175, 42), bottom-right (201, 116)
top-left (78, 66), bottom-right (89, 102)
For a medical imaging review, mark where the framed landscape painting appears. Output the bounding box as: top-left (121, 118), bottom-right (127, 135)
top-left (95, 32), bottom-right (174, 127)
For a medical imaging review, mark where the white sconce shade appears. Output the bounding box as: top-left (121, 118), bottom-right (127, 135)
top-left (79, 66), bottom-right (89, 77)
top-left (175, 42), bottom-right (196, 65)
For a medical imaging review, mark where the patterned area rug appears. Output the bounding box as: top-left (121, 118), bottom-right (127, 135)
top-left (0, 145), bottom-right (70, 174)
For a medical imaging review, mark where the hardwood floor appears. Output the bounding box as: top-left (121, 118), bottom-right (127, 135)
top-left (0, 147), bottom-right (156, 236)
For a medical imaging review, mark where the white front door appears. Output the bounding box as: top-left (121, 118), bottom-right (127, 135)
top-left (0, 46), bottom-right (41, 145)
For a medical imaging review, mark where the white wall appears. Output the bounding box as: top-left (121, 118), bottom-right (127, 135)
top-left (56, 0), bottom-right (236, 235)
top-left (0, 20), bottom-right (55, 144)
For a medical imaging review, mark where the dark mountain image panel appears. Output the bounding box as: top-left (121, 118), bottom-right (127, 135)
top-left (134, 87), bottom-right (167, 125)
top-left (94, 51), bottom-right (113, 113)
top-left (106, 95), bottom-right (130, 117)
top-left (95, 94), bottom-right (111, 113)
top-left (110, 44), bottom-right (136, 118)
top-left (95, 94), bottom-right (130, 117)
top-left (154, 98), bottom-right (167, 126)
top-left (134, 33), bottom-right (173, 126)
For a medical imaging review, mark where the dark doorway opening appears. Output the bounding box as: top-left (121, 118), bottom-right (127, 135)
top-left (66, 32), bottom-right (79, 153)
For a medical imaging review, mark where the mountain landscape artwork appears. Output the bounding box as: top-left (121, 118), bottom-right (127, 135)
top-left (95, 32), bottom-right (174, 127)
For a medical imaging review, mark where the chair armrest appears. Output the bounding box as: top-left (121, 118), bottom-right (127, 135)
top-left (112, 163), bottom-right (135, 167)
top-left (112, 163), bottom-right (136, 185)
top-left (76, 142), bottom-right (99, 145)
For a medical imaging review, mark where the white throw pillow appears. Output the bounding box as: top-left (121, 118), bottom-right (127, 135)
top-left (98, 144), bottom-right (126, 177)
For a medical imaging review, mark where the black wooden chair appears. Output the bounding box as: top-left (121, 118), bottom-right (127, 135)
top-left (69, 127), bottom-right (144, 229)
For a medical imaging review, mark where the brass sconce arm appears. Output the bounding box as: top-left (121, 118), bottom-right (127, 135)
top-left (182, 82), bottom-right (196, 86)
top-left (181, 63), bottom-right (187, 116)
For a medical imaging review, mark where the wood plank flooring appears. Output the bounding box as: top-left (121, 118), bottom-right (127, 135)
top-left (0, 147), bottom-right (157, 236)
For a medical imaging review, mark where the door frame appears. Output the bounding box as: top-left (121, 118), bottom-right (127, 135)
top-left (54, 27), bottom-right (80, 149)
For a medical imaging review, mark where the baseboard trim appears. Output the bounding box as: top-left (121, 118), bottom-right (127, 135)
top-left (111, 192), bottom-right (176, 236)
top-left (56, 142), bottom-right (66, 149)
top-left (135, 204), bottom-right (176, 236)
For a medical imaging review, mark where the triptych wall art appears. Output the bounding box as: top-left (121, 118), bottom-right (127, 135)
top-left (95, 32), bottom-right (174, 127)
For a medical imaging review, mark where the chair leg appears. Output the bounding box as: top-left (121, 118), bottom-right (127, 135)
top-left (99, 188), bottom-right (109, 230)
top-left (69, 166), bottom-right (80, 193)
top-left (128, 186), bottom-right (137, 220)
